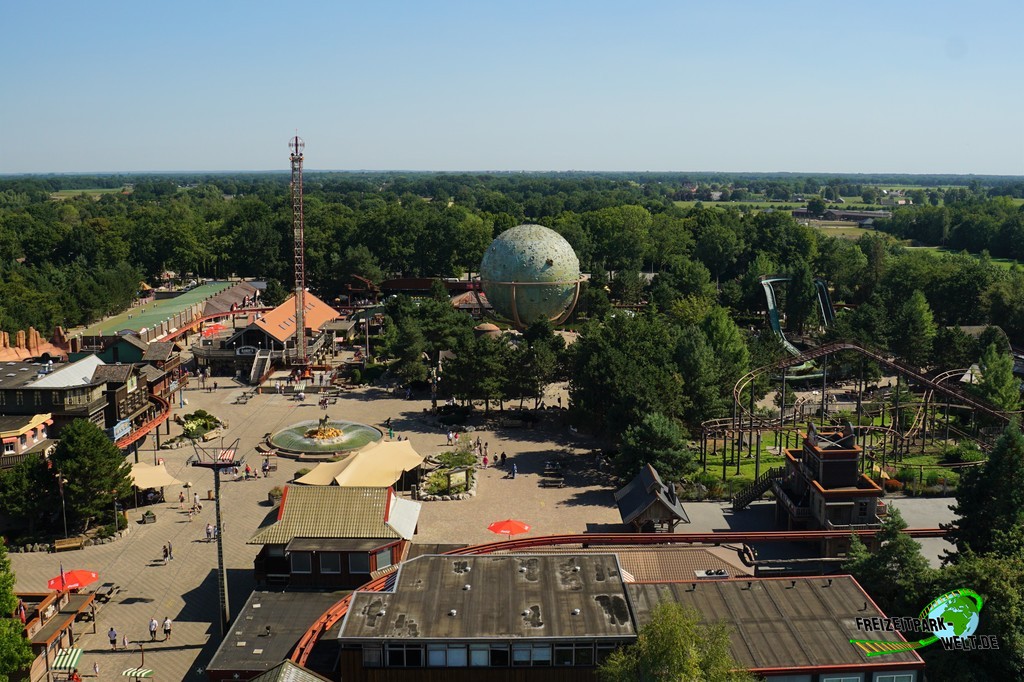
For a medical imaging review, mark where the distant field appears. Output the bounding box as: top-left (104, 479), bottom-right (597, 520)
top-left (812, 223), bottom-right (877, 240)
top-left (906, 245), bottom-right (1020, 269)
top-left (51, 188), bottom-right (126, 200)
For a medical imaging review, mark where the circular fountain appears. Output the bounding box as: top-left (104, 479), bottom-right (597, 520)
top-left (268, 418), bottom-right (382, 460)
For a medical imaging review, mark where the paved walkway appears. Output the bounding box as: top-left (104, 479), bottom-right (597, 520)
top-left (10, 380), bottom-right (957, 679)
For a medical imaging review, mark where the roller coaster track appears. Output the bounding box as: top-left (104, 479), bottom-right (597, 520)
top-left (732, 341), bottom-right (1012, 427)
top-left (289, 528), bottom-right (946, 668)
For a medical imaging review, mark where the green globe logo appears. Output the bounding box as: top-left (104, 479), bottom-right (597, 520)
top-left (922, 589), bottom-right (982, 642)
top-left (850, 588), bottom-right (984, 657)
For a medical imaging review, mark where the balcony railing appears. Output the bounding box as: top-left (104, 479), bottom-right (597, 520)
top-left (771, 480), bottom-right (810, 518)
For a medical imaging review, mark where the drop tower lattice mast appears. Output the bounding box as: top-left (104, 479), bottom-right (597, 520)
top-left (289, 135), bottom-right (308, 369)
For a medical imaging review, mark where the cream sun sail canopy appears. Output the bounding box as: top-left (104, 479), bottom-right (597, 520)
top-left (293, 440), bottom-right (425, 487)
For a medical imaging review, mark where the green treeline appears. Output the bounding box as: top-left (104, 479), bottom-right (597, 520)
top-left (0, 173), bottom-right (1022, 345)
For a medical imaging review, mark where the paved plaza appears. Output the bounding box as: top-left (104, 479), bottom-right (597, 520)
top-left (10, 378), bottom-right (956, 679)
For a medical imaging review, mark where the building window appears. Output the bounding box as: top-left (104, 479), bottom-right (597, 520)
top-left (3, 443), bottom-right (14, 455)
top-left (858, 501), bottom-right (869, 517)
top-left (376, 548), bottom-right (393, 570)
top-left (874, 675), bottom-right (915, 682)
top-left (349, 553), bottom-right (370, 574)
top-left (290, 552), bottom-right (311, 574)
top-left (33, 392), bottom-right (41, 406)
top-left (555, 643), bottom-right (595, 666)
top-left (489, 644), bottom-right (509, 666)
top-left (320, 553), bottom-right (341, 574)
top-left (386, 644), bottom-right (423, 667)
top-left (15, 392), bottom-right (23, 406)
top-left (470, 644), bottom-right (489, 667)
top-left (821, 675), bottom-right (863, 682)
top-left (596, 643), bottom-right (618, 664)
top-left (512, 643), bottom-right (532, 666)
top-left (447, 645), bottom-right (467, 667)
top-left (427, 644), bottom-right (446, 667)
top-left (531, 644), bottom-right (551, 666)
top-left (362, 645), bottom-right (382, 667)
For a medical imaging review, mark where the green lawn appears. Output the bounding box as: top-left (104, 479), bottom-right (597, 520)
top-left (79, 281), bottom-right (234, 335)
top-left (51, 188), bottom-right (126, 200)
top-left (905, 246), bottom-right (1021, 269)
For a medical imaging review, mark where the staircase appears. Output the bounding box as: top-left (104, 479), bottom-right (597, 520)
top-left (249, 349), bottom-right (271, 385)
top-left (732, 467), bottom-right (785, 511)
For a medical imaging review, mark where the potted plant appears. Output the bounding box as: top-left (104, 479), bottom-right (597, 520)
top-left (268, 486), bottom-right (284, 505)
top-left (142, 510), bottom-right (156, 524)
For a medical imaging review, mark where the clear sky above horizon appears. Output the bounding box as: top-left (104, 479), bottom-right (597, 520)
top-left (2, 1), bottom-right (1022, 175)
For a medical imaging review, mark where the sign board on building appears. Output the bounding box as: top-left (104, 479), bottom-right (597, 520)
top-left (236, 346), bottom-right (258, 356)
top-left (111, 419), bottom-right (131, 441)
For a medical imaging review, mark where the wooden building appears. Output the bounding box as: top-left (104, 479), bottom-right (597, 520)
top-left (248, 486), bottom-right (421, 589)
top-left (773, 423), bottom-right (886, 556)
top-left (0, 413), bottom-right (54, 469)
top-left (614, 464), bottom-right (689, 532)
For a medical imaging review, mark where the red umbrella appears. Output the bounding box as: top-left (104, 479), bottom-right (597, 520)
top-left (47, 569), bottom-right (99, 591)
top-left (201, 323), bottom-right (226, 338)
top-left (487, 519), bottom-right (531, 537)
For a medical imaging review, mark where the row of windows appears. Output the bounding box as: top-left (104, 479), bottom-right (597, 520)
top-left (769, 674), bottom-right (915, 682)
top-left (289, 550), bottom-right (392, 575)
top-left (363, 642), bottom-right (614, 668)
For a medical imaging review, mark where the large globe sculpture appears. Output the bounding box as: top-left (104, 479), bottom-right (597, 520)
top-left (479, 224), bottom-right (582, 328)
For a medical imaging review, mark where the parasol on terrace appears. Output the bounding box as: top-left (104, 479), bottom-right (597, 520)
top-left (487, 519), bottom-right (532, 537)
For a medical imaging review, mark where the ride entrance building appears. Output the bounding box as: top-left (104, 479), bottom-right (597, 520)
top-left (773, 423), bottom-right (885, 557)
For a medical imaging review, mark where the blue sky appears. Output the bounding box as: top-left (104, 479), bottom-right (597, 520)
top-left (2, 1), bottom-right (1022, 174)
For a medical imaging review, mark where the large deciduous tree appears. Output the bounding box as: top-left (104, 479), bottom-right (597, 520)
top-left (599, 602), bottom-right (755, 682)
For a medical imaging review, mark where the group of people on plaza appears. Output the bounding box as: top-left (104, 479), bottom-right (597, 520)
top-left (445, 431), bottom-right (511, 473)
top-left (106, 616), bottom-right (172, 651)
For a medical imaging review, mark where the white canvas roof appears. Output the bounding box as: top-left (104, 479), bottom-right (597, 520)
top-left (131, 462), bottom-right (183, 489)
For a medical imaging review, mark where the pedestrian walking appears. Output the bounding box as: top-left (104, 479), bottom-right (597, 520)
top-left (193, 492), bottom-right (199, 508)
top-left (206, 523), bottom-right (213, 542)
top-left (511, 463), bottom-right (517, 479)
top-left (388, 427), bottom-right (394, 440)
top-left (162, 545), bottom-right (169, 564)
top-left (108, 627), bottom-right (117, 650)
top-left (454, 432), bottom-right (459, 444)
top-left (482, 456), bottom-right (488, 468)
top-left (446, 430), bottom-right (453, 446)
top-left (122, 633), bottom-right (128, 650)
top-left (262, 459), bottom-right (270, 477)
top-left (244, 464), bottom-right (251, 480)
top-left (167, 541), bottom-right (173, 560)
top-left (162, 616), bottom-right (172, 641)
top-left (178, 491), bottom-right (185, 509)
top-left (500, 452), bottom-right (507, 467)
top-left (484, 442), bottom-right (489, 459)
top-left (149, 618), bottom-right (158, 641)
top-left (93, 661), bottom-right (100, 676)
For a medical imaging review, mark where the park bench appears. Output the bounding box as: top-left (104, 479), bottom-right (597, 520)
top-left (539, 476), bottom-right (566, 488)
top-left (53, 537), bottom-right (85, 552)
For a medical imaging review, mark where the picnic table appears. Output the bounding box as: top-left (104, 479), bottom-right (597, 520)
top-left (93, 583), bottom-right (119, 604)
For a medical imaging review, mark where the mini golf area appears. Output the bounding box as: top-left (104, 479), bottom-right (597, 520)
top-left (81, 281), bottom-right (233, 335)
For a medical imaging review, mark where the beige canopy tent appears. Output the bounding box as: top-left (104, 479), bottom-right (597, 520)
top-left (130, 462), bottom-right (183, 489)
top-left (293, 440), bottom-right (425, 487)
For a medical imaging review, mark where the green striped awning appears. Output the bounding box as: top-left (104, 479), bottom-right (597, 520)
top-left (52, 648), bottom-right (82, 670)
top-left (121, 668), bottom-right (154, 678)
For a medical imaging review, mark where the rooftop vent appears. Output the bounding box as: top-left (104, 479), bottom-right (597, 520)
top-left (463, 584), bottom-right (471, 591)
top-left (571, 608), bottom-right (581, 616)
top-left (448, 609), bottom-right (457, 617)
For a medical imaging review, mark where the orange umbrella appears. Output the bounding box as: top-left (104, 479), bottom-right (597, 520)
top-left (487, 519), bottom-right (531, 537)
top-left (47, 569), bottom-right (99, 591)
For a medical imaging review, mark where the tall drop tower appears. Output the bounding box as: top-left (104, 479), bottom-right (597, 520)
top-left (289, 135), bottom-right (308, 369)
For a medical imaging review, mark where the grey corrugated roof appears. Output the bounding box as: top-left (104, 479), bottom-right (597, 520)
top-left (626, 576), bottom-right (923, 671)
top-left (248, 486), bottom-right (403, 545)
top-left (340, 554), bottom-right (636, 641)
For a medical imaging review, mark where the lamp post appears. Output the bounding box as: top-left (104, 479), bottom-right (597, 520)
top-left (57, 473), bottom-right (68, 539)
top-left (112, 491), bottom-right (119, 533)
